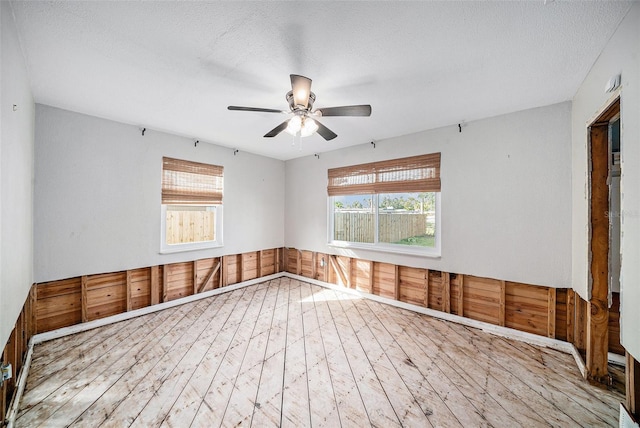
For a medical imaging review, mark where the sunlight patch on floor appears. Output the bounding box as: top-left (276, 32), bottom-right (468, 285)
top-left (299, 287), bottom-right (361, 303)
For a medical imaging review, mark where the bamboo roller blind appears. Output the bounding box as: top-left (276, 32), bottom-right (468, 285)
top-left (162, 157), bottom-right (224, 204)
top-left (327, 153), bottom-right (440, 196)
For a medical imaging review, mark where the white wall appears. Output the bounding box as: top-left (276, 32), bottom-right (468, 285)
top-left (285, 102), bottom-right (572, 288)
top-left (1, 1), bottom-right (35, 350)
top-left (34, 105), bottom-right (285, 283)
top-left (571, 4), bottom-right (640, 360)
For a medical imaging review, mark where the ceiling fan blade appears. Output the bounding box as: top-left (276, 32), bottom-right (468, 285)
top-left (315, 119), bottom-right (338, 141)
top-left (290, 74), bottom-right (312, 108)
top-left (316, 105), bottom-right (372, 117)
top-left (264, 120), bottom-right (290, 138)
top-left (228, 106), bottom-right (284, 113)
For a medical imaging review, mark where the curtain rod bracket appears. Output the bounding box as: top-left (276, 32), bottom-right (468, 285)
top-left (371, 141), bottom-right (376, 149)
top-left (141, 127), bottom-right (146, 136)
top-left (233, 149), bottom-right (239, 156)
top-left (314, 153), bottom-right (320, 159)
top-left (194, 140), bottom-right (199, 147)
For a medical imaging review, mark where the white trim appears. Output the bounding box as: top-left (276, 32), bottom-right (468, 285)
top-left (328, 241), bottom-right (441, 258)
top-left (435, 192), bottom-right (442, 254)
top-left (585, 88), bottom-right (621, 127)
top-left (159, 241), bottom-right (223, 254)
top-left (566, 349), bottom-right (625, 380)
top-left (5, 339), bottom-right (34, 428)
top-left (620, 403), bottom-right (639, 428)
top-left (570, 344), bottom-right (588, 379)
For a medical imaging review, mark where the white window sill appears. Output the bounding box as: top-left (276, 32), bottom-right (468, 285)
top-left (328, 241), bottom-right (441, 258)
top-left (160, 242), bottom-right (223, 254)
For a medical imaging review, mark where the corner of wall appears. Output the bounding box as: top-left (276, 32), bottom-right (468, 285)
top-left (1, 0), bottom-right (36, 351)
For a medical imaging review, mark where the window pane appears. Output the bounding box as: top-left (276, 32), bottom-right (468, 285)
top-left (165, 205), bottom-right (216, 245)
top-left (333, 195), bottom-right (374, 243)
top-left (378, 192), bottom-right (435, 247)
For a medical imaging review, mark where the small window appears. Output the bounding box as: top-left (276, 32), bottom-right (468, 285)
top-left (328, 153), bottom-right (441, 256)
top-left (161, 157), bottom-right (223, 252)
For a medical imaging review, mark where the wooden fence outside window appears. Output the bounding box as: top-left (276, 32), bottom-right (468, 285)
top-left (334, 212), bottom-right (433, 243)
top-left (166, 209), bottom-right (215, 244)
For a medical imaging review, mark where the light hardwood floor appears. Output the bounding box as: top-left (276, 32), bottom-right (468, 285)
top-left (17, 278), bottom-right (622, 427)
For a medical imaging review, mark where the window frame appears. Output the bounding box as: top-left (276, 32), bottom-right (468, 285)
top-left (160, 204), bottom-right (223, 254)
top-left (327, 192), bottom-right (441, 257)
top-left (160, 157), bottom-right (224, 254)
top-left (326, 153), bottom-right (441, 257)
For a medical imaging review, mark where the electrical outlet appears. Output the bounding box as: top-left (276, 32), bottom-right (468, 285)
top-left (1, 363), bottom-right (12, 382)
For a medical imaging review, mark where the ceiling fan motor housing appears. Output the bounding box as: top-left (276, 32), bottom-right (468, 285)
top-left (286, 90), bottom-right (315, 111)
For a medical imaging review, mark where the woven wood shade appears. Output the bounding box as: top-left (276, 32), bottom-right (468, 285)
top-left (162, 157), bottom-right (224, 205)
top-left (327, 153), bottom-right (440, 196)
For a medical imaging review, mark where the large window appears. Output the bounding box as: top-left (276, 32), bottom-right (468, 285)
top-left (161, 157), bottom-right (223, 252)
top-left (328, 153), bottom-right (440, 255)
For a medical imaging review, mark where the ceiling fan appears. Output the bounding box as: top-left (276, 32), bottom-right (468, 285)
top-left (228, 74), bottom-right (372, 141)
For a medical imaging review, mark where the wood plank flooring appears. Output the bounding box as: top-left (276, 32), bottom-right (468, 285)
top-left (17, 278), bottom-right (623, 427)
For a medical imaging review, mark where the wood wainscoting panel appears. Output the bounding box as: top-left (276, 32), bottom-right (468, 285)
top-left (428, 270), bottom-right (443, 310)
top-left (504, 281), bottom-right (549, 337)
top-left (372, 262), bottom-right (395, 299)
top-left (129, 268), bottom-right (152, 311)
top-left (85, 272), bottom-right (127, 321)
top-left (241, 252), bottom-right (259, 282)
top-left (163, 262), bottom-right (194, 302)
top-left (450, 273), bottom-right (462, 316)
top-left (353, 259), bottom-right (373, 293)
top-left (260, 249), bottom-right (277, 277)
top-left (398, 266), bottom-right (426, 307)
top-left (555, 288), bottom-right (568, 341)
top-left (195, 258), bottom-right (221, 293)
top-left (36, 278), bottom-right (82, 333)
top-left (463, 275), bottom-right (501, 325)
top-left (286, 248), bottom-right (298, 275)
top-left (300, 250), bottom-right (314, 278)
top-left (224, 254), bottom-right (242, 286)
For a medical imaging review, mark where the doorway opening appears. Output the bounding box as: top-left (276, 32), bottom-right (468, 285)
top-left (586, 97), bottom-right (620, 384)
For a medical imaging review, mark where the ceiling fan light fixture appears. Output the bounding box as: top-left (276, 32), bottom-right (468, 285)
top-left (300, 117), bottom-right (318, 137)
top-left (286, 115), bottom-right (302, 134)
top-left (285, 115), bottom-right (318, 138)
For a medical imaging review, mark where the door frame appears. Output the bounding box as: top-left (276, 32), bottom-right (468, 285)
top-left (586, 96), bottom-right (620, 383)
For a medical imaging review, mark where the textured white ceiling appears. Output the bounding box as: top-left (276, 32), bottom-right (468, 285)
top-left (10, 1), bottom-right (632, 160)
